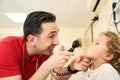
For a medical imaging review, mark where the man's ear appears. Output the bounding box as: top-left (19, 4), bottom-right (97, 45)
top-left (27, 35), bottom-right (36, 47)
top-left (104, 53), bottom-right (114, 61)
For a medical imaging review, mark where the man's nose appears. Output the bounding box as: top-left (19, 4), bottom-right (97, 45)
top-left (53, 37), bottom-right (59, 45)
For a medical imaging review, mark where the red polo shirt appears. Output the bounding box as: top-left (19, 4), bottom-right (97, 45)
top-left (0, 36), bottom-right (49, 80)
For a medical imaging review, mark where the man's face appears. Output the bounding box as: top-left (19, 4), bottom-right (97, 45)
top-left (35, 22), bottom-right (59, 56)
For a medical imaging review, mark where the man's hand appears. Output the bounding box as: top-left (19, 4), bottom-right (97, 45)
top-left (43, 51), bottom-right (74, 70)
top-left (70, 55), bottom-right (90, 71)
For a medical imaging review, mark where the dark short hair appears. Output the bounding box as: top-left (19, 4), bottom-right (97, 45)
top-left (23, 11), bottom-right (56, 40)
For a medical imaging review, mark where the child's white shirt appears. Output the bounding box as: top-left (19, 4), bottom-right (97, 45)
top-left (82, 63), bottom-right (120, 80)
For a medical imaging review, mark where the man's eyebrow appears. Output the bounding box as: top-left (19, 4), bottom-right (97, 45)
top-left (49, 29), bottom-right (59, 34)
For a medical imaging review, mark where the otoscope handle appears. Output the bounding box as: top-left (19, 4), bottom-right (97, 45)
top-left (68, 48), bottom-right (74, 52)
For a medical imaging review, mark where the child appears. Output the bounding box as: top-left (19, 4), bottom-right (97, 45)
top-left (82, 31), bottom-right (120, 80)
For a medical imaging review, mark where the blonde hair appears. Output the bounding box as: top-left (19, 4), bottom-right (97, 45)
top-left (101, 31), bottom-right (120, 73)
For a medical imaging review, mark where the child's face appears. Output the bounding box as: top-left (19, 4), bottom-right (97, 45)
top-left (87, 35), bottom-right (109, 60)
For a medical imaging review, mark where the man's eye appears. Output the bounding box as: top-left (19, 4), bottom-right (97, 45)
top-left (50, 35), bottom-right (54, 38)
top-left (48, 34), bottom-right (55, 38)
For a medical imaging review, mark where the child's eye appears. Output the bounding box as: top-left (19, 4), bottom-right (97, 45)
top-left (96, 42), bottom-right (99, 45)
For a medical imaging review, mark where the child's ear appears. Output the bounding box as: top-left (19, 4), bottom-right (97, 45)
top-left (104, 53), bottom-right (114, 61)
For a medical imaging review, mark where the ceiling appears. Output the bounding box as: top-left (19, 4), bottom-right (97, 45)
top-left (0, 0), bottom-right (89, 29)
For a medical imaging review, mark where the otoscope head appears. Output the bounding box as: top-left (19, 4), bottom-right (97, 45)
top-left (68, 39), bottom-right (81, 52)
top-left (72, 40), bottom-right (80, 49)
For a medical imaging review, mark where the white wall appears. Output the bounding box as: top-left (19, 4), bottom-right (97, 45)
top-left (0, 27), bottom-right (23, 38)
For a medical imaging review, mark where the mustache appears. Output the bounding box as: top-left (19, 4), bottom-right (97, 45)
top-left (49, 45), bottom-right (56, 49)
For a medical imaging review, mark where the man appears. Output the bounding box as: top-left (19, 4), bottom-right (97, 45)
top-left (0, 11), bottom-right (90, 80)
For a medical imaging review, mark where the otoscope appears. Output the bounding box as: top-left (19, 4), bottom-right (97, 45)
top-left (68, 39), bottom-right (81, 52)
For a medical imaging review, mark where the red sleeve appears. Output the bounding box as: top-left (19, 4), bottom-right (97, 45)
top-left (0, 42), bottom-right (21, 77)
